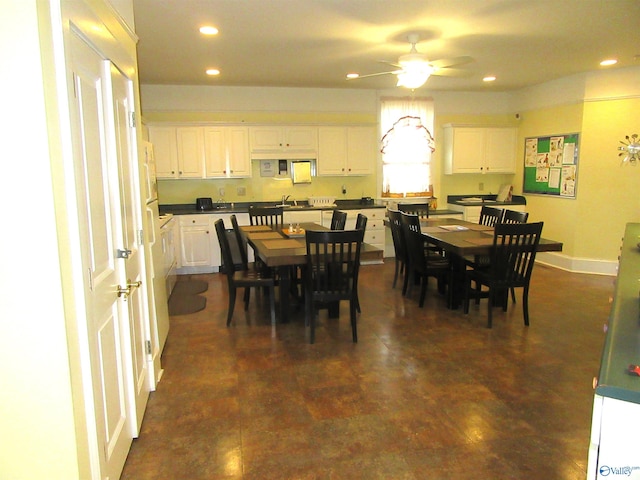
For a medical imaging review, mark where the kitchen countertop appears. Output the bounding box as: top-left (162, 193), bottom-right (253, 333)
top-left (447, 194), bottom-right (527, 207)
top-left (160, 200), bottom-right (387, 216)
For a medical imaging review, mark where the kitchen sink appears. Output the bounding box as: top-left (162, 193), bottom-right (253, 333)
top-left (274, 204), bottom-right (307, 209)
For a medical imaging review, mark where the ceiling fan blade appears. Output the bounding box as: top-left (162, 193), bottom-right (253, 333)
top-left (429, 56), bottom-right (474, 69)
top-left (349, 70), bottom-right (401, 79)
top-left (431, 67), bottom-right (472, 77)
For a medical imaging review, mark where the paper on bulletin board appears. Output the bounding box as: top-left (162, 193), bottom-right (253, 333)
top-left (523, 132), bottom-right (579, 198)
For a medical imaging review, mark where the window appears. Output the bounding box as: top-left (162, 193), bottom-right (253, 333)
top-left (380, 97), bottom-right (434, 197)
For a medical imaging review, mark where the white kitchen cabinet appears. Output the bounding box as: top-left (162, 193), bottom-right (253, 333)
top-left (249, 126), bottom-right (317, 157)
top-left (177, 215), bottom-right (215, 273)
top-left (318, 126), bottom-right (375, 176)
top-left (175, 127), bottom-right (206, 178)
top-left (148, 126), bottom-right (204, 178)
top-left (148, 126), bottom-right (178, 178)
top-left (204, 126), bottom-right (251, 178)
top-left (443, 125), bottom-right (517, 174)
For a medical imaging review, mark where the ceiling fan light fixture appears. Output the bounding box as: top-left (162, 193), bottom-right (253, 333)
top-left (396, 71), bottom-right (429, 89)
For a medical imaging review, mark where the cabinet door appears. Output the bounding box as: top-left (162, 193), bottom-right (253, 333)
top-left (227, 127), bottom-right (250, 177)
top-left (179, 217), bottom-right (213, 267)
top-left (176, 127), bottom-right (204, 178)
top-left (203, 127), bottom-right (226, 177)
top-left (484, 128), bottom-right (516, 173)
top-left (250, 126), bottom-right (283, 152)
top-left (149, 126), bottom-right (178, 178)
top-left (318, 126), bottom-right (347, 175)
top-left (347, 126), bottom-right (375, 175)
top-left (447, 128), bottom-right (485, 174)
top-left (285, 126), bottom-right (317, 151)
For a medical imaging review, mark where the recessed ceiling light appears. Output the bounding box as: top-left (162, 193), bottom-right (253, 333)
top-left (483, 76), bottom-right (496, 82)
top-left (600, 59), bottom-right (617, 66)
top-left (206, 69), bottom-right (220, 76)
top-left (346, 73), bottom-right (360, 79)
top-left (199, 26), bottom-right (219, 35)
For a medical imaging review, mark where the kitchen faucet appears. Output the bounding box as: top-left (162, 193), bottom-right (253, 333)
top-left (282, 195), bottom-right (290, 205)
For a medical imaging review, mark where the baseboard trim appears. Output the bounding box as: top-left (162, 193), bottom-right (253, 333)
top-left (536, 252), bottom-right (617, 276)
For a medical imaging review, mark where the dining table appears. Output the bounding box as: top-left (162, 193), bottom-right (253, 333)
top-left (414, 217), bottom-right (563, 308)
top-left (240, 222), bottom-right (384, 323)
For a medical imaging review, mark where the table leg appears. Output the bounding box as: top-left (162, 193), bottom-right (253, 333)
top-left (278, 266), bottom-right (291, 323)
top-left (448, 255), bottom-right (467, 309)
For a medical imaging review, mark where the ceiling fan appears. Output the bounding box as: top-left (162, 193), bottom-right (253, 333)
top-left (348, 34), bottom-right (473, 89)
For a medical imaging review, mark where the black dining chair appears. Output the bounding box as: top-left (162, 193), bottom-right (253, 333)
top-left (479, 205), bottom-right (504, 226)
top-left (215, 219), bottom-right (276, 327)
top-left (330, 210), bottom-right (348, 230)
top-left (502, 209), bottom-right (529, 224)
top-left (230, 214), bottom-right (249, 268)
top-left (304, 228), bottom-right (364, 344)
top-left (398, 202), bottom-right (430, 219)
top-left (463, 221), bottom-right (543, 328)
top-left (387, 209), bottom-right (406, 289)
top-left (353, 213), bottom-right (368, 314)
top-left (401, 222), bottom-right (452, 308)
top-left (500, 209), bottom-right (529, 302)
top-left (248, 205), bottom-right (284, 227)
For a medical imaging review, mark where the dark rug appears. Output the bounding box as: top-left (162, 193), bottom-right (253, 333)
top-left (168, 280), bottom-right (208, 316)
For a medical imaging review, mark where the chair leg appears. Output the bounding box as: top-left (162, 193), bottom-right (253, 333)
top-left (487, 289), bottom-right (493, 328)
top-left (268, 285), bottom-right (276, 327)
top-left (243, 287), bottom-right (251, 311)
top-left (392, 259), bottom-right (400, 288)
top-left (226, 287), bottom-right (237, 326)
top-left (463, 278), bottom-right (471, 314)
top-left (350, 300), bottom-right (358, 343)
top-left (523, 286), bottom-right (530, 326)
top-left (402, 265), bottom-right (410, 296)
top-left (418, 277), bottom-right (427, 308)
top-left (510, 287), bottom-right (517, 304)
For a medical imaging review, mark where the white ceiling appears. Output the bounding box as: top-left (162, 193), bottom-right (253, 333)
top-left (132, 0), bottom-right (640, 92)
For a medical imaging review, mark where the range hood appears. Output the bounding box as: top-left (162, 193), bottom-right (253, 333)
top-left (251, 151), bottom-right (317, 160)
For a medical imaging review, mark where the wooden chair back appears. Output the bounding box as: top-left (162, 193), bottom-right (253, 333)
top-left (330, 210), bottom-right (348, 230)
top-left (479, 205), bottom-right (504, 226)
top-left (249, 206), bottom-right (284, 227)
top-left (502, 209), bottom-right (529, 224)
top-left (398, 203), bottom-right (429, 219)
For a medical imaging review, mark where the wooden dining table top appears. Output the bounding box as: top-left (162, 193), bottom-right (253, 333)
top-left (241, 222), bottom-right (384, 267)
top-left (417, 218), bottom-right (563, 256)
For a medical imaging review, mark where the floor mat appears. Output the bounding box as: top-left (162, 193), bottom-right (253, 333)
top-left (168, 280), bottom-right (208, 315)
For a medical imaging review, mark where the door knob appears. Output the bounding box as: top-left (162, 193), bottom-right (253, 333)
top-left (117, 280), bottom-right (142, 298)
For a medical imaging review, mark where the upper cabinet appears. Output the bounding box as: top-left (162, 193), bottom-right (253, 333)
top-left (443, 124), bottom-right (517, 174)
top-left (318, 126), bottom-right (376, 176)
top-left (204, 126), bottom-right (251, 178)
top-left (149, 125), bottom-right (250, 179)
top-left (249, 126), bottom-right (317, 159)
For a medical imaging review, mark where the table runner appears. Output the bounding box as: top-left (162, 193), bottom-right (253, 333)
top-left (263, 239), bottom-right (305, 249)
top-left (242, 225), bottom-right (273, 232)
top-left (247, 231), bottom-right (283, 240)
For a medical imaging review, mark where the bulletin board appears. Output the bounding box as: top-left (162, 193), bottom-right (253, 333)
top-left (523, 133), bottom-right (579, 198)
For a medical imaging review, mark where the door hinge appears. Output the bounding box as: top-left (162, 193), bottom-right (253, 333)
top-left (146, 340), bottom-right (152, 355)
top-left (129, 111), bottom-right (136, 128)
top-left (138, 229), bottom-right (144, 245)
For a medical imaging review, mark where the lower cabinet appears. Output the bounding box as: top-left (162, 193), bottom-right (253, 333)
top-left (177, 213), bottom-right (252, 274)
top-left (177, 215), bottom-right (215, 273)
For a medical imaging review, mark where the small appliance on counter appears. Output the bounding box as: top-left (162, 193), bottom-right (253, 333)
top-left (196, 197), bottom-right (214, 211)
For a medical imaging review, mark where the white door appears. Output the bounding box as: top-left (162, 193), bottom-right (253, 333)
top-left (69, 32), bottom-right (133, 480)
top-left (108, 63), bottom-right (150, 430)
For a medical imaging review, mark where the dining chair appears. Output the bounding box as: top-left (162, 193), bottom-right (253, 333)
top-left (398, 202), bottom-right (430, 219)
top-left (248, 205), bottom-right (284, 227)
top-left (214, 219), bottom-right (276, 327)
top-left (401, 222), bottom-right (452, 308)
top-left (463, 221), bottom-right (543, 328)
top-left (387, 209), bottom-right (406, 289)
top-left (500, 209), bottom-right (529, 302)
top-left (399, 212), bottom-right (422, 295)
top-left (353, 213), bottom-right (368, 314)
top-left (304, 228), bottom-right (364, 343)
top-left (502, 209), bottom-right (529, 224)
top-left (330, 210), bottom-right (348, 230)
top-left (355, 213), bottom-right (368, 231)
top-left (230, 214), bottom-right (249, 267)
top-left (479, 205), bottom-right (504, 226)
